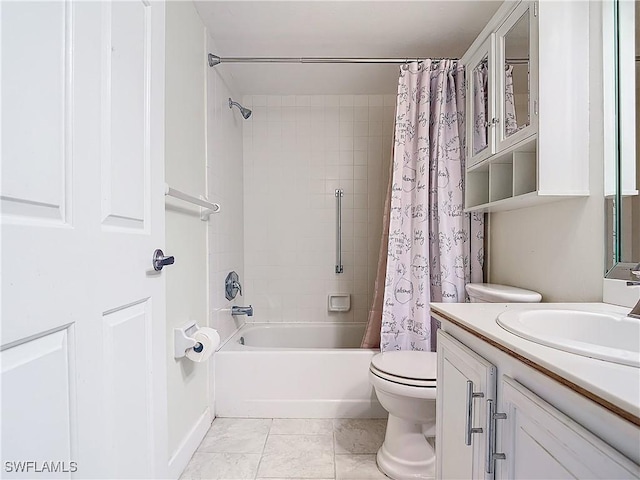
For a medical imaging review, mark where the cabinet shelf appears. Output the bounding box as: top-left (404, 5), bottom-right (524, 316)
top-left (465, 136), bottom-right (539, 211)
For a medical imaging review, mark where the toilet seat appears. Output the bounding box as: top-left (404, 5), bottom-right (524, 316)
top-left (370, 351), bottom-right (437, 388)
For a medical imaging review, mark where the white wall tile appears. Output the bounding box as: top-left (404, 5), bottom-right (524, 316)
top-left (339, 95), bottom-right (355, 107)
top-left (368, 95), bottom-right (383, 107)
top-left (339, 151), bottom-right (354, 166)
top-left (354, 107), bottom-right (369, 122)
top-left (354, 95), bottom-right (369, 107)
top-left (354, 151), bottom-right (367, 166)
top-left (243, 95), bottom-right (392, 323)
top-left (354, 121), bottom-right (369, 137)
top-left (339, 107), bottom-right (354, 122)
top-left (267, 95), bottom-right (282, 107)
top-left (383, 94), bottom-right (396, 106)
top-left (354, 137), bottom-right (368, 151)
top-left (339, 137), bottom-right (354, 151)
top-left (339, 121), bottom-right (354, 137)
top-left (252, 95), bottom-right (267, 107)
top-left (281, 95), bottom-right (296, 107)
top-left (296, 95), bottom-right (311, 107)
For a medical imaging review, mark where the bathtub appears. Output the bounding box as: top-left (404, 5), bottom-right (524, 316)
top-left (214, 323), bottom-right (386, 418)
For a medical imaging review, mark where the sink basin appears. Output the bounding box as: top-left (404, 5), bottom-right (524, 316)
top-left (496, 309), bottom-right (640, 367)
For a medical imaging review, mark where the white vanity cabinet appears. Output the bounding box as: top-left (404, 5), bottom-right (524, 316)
top-left (463, 0), bottom-right (589, 212)
top-left (436, 330), bottom-right (496, 479)
top-left (436, 330), bottom-right (640, 479)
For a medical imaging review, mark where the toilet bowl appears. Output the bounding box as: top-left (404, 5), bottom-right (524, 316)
top-left (370, 284), bottom-right (542, 479)
top-left (369, 351), bottom-right (437, 480)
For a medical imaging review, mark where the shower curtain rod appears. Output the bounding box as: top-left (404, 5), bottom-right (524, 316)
top-left (208, 53), bottom-right (449, 67)
top-left (207, 54), bottom-right (534, 67)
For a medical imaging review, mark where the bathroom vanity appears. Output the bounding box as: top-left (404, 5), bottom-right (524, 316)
top-left (431, 303), bottom-right (640, 479)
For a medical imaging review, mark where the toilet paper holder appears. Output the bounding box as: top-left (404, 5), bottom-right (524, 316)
top-left (174, 321), bottom-right (203, 358)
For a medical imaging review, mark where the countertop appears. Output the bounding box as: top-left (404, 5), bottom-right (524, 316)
top-left (429, 302), bottom-right (640, 424)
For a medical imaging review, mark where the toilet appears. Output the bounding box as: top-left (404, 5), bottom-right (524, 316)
top-left (369, 283), bottom-right (541, 480)
top-left (369, 351), bottom-right (438, 479)
top-left (466, 282), bottom-right (542, 303)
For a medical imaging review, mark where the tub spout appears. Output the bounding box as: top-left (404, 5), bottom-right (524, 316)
top-left (231, 305), bottom-right (253, 317)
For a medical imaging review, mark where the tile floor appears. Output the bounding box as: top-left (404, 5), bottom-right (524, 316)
top-left (180, 418), bottom-right (389, 480)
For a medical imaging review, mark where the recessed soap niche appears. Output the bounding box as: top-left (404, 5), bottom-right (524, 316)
top-left (328, 294), bottom-right (351, 312)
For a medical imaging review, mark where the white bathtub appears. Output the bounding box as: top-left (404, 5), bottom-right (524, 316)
top-left (214, 323), bottom-right (386, 418)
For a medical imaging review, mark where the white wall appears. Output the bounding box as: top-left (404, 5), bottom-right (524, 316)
top-left (164, 5), bottom-right (245, 476)
top-left (243, 95), bottom-right (395, 323)
top-left (164, 1), bottom-right (210, 476)
top-left (488, 2), bottom-right (604, 302)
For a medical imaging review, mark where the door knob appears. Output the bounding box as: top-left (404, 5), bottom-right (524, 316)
top-left (153, 249), bottom-right (175, 271)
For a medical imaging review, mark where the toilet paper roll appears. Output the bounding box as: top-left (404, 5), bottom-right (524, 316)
top-left (185, 327), bottom-right (220, 362)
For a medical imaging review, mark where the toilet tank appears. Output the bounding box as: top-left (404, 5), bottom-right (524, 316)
top-left (466, 283), bottom-right (542, 303)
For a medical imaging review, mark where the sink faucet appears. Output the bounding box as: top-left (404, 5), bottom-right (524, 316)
top-left (231, 305), bottom-right (253, 317)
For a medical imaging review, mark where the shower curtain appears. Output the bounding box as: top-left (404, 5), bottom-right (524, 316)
top-left (504, 64), bottom-right (521, 136)
top-left (362, 60), bottom-right (484, 352)
top-left (472, 61), bottom-right (489, 155)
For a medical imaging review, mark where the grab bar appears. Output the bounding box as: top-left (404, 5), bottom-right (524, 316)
top-left (164, 183), bottom-right (220, 221)
top-left (335, 188), bottom-right (344, 274)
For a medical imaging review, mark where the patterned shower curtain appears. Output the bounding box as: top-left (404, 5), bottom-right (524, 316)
top-left (378, 60), bottom-right (484, 352)
top-left (504, 64), bottom-right (519, 136)
top-left (472, 61), bottom-right (489, 155)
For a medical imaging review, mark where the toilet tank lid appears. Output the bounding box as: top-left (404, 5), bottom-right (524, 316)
top-left (371, 351), bottom-right (437, 380)
top-left (466, 283), bottom-right (542, 303)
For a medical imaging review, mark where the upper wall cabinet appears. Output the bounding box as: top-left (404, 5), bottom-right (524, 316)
top-left (463, 1), bottom-right (589, 212)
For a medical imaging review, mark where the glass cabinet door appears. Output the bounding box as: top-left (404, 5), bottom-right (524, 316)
top-left (467, 36), bottom-right (494, 167)
top-left (496, 1), bottom-right (537, 151)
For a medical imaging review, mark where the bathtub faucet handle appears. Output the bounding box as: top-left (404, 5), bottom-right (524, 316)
top-left (225, 271), bottom-right (243, 300)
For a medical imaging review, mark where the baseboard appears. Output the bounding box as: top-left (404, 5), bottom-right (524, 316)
top-left (167, 407), bottom-right (213, 479)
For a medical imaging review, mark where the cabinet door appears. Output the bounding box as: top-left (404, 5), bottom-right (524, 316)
top-left (467, 35), bottom-right (495, 167)
top-left (437, 330), bottom-right (497, 479)
top-left (495, 1), bottom-right (538, 152)
top-left (498, 377), bottom-right (639, 479)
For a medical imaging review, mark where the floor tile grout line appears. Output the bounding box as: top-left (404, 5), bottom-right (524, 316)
top-left (253, 418), bottom-right (273, 480)
top-left (332, 430), bottom-right (337, 480)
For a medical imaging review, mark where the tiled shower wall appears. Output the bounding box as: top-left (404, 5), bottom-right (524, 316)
top-left (243, 95), bottom-right (396, 323)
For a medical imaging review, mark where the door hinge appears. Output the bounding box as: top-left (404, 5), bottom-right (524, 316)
top-left (533, 2), bottom-right (538, 17)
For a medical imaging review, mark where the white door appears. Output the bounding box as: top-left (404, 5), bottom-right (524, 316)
top-left (436, 330), bottom-right (497, 480)
top-left (1, 2), bottom-right (168, 478)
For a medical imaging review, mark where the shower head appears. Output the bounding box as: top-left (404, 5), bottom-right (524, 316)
top-left (228, 98), bottom-right (252, 119)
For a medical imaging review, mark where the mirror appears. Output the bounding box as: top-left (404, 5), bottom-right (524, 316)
top-left (503, 10), bottom-right (530, 138)
top-left (471, 54), bottom-right (489, 156)
top-left (605, 1), bottom-right (639, 279)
